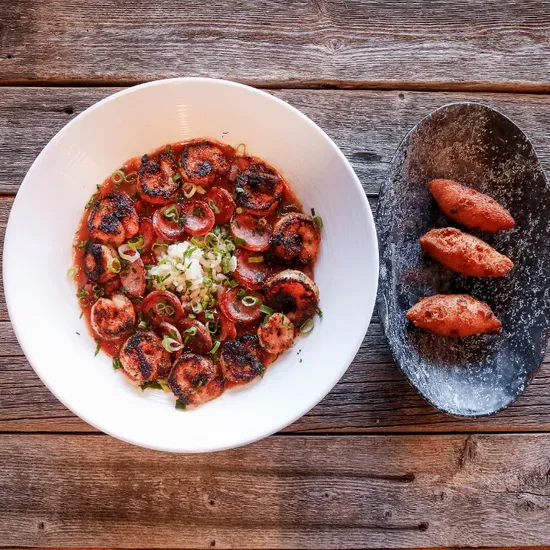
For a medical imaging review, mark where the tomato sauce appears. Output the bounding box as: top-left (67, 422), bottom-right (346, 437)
top-left (71, 138), bottom-right (320, 405)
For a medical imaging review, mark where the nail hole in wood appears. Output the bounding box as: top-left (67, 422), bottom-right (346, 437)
top-left (419, 522), bottom-right (429, 531)
top-left (64, 106), bottom-right (74, 115)
top-left (209, 499), bottom-right (215, 506)
top-left (38, 522), bottom-right (45, 530)
top-left (210, 541), bottom-right (216, 547)
top-left (398, 93), bottom-right (405, 100)
top-left (6, 54), bottom-right (12, 59)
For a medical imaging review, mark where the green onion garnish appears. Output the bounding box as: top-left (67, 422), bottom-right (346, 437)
top-left (94, 342), bottom-right (101, 356)
top-left (107, 257), bottom-right (121, 273)
top-left (172, 172), bottom-right (182, 183)
top-left (300, 319), bottom-right (314, 334)
top-left (242, 295), bottom-right (259, 307)
top-left (204, 310), bottom-right (215, 321)
top-left (184, 326), bottom-right (198, 337)
top-left (67, 266), bottom-right (78, 278)
top-left (192, 302), bottom-right (203, 314)
top-left (313, 215), bottom-right (323, 229)
top-left (140, 380), bottom-right (163, 391)
top-left (76, 289), bottom-right (89, 299)
top-left (205, 320), bottom-right (218, 334)
top-left (259, 305), bottom-right (274, 316)
top-left (247, 256), bottom-right (264, 263)
top-left (85, 193), bottom-right (98, 209)
top-left (112, 169), bottom-right (125, 184)
top-left (125, 171), bottom-right (137, 183)
top-left (209, 340), bottom-right (221, 355)
top-left (138, 321), bottom-right (149, 329)
top-left (316, 307), bottom-right (323, 318)
top-left (165, 304), bottom-right (176, 317)
top-left (92, 284), bottom-right (103, 299)
top-left (235, 237), bottom-right (247, 247)
top-left (163, 205), bottom-right (180, 222)
top-left (190, 237), bottom-right (203, 248)
top-left (128, 235), bottom-right (144, 249)
top-left (162, 335), bottom-right (184, 353)
top-left (195, 185), bottom-right (207, 195)
top-left (227, 279), bottom-right (239, 288)
top-left (175, 399), bottom-right (187, 410)
top-left (235, 187), bottom-right (245, 194)
top-left (158, 378), bottom-right (171, 392)
top-left (113, 357), bottom-right (121, 370)
top-left (76, 240), bottom-right (87, 249)
top-left (208, 199), bottom-right (220, 215)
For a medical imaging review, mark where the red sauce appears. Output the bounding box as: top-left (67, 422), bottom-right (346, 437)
top-left (72, 138), bottom-right (320, 405)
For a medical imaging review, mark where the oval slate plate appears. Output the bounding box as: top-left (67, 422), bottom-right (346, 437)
top-left (377, 102), bottom-right (550, 417)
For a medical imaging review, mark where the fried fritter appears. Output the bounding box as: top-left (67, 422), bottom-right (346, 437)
top-left (428, 179), bottom-right (515, 233)
top-left (406, 294), bottom-right (502, 337)
top-left (420, 227), bottom-right (513, 277)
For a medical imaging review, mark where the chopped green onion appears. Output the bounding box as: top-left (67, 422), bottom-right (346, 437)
top-left (299, 272), bottom-right (305, 282)
top-left (183, 182), bottom-right (197, 198)
top-left (234, 143), bottom-right (247, 156)
top-left (158, 378), bottom-right (171, 392)
top-left (190, 237), bottom-right (203, 248)
top-left (258, 218), bottom-right (267, 227)
top-left (238, 289), bottom-right (246, 298)
top-left (172, 172), bottom-right (182, 183)
top-left (163, 205), bottom-right (180, 222)
top-left (118, 244), bottom-right (139, 262)
top-left (107, 257), bottom-right (121, 273)
top-left (76, 289), bottom-right (89, 299)
top-left (184, 326), bottom-right (198, 337)
top-left (79, 311), bottom-right (84, 319)
top-left (67, 266), bottom-right (78, 278)
top-left (205, 320), bottom-right (218, 334)
top-left (94, 342), bottom-right (101, 356)
top-left (316, 307), bottom-right (323, 318)
top-left (85, 193), bottom-right (98, 209)
top-left (140, 381), bottom-right (163, 391)
top-left (235, 237), bottom-right (247, 247)
top-left (300, 319), bottom-right (314, 334)
top-left (127, 235), bottom-right (144, 249)
top-left (162, 335), bottom-right (184, 353)
top-left (156, 301), bottom-right (166, 313)
top-left (138, 320), bottom-right (149, 329)
top-left (79, 297), bottom-right (90, 307)
top-left (242, 295), bottom-right (259, 307)
top-left (204, 310), bottom-right (215, 321)
top-left (195, 185), bottom-right (207, 195)
top-left (192, 206), bottom-right (205, 218)
top-left (208, 199), bottom-right (220, 215)
top-left (235, 187), bottom-right (246, 194)
top-left (192, 302), bottom-right (203, 314)
top-left (175, 398), bottom-right (187, 410)
top-left (76, 240), bottom-right (87, 249)
top-left (227, 279), bottom-right (239, 288)
top-left (92, 284), bottom-right (103, 299)
top-left (113, 357), bottom-right (121, 370)
top-left (204, 233), bottom-right (219, 249)
top-left (125, 171), bottom-right (137, 183)
top-left (165, 304), bottom-right (176, 317)
top-left (112, 169), bottom-right (125, 184)
top-left (247, 255), bottom-right (264, 263)
top-left (209, 340), bottom-right (221, 355)
top-left (313, 215), bottom-right (323, 229)
top-left (259, 305), bottom-right (274, 316)
top-left (188, 313), bottom-right (196, 319)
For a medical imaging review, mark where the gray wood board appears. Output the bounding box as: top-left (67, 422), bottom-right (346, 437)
top-left (1, 88), bottom-right (550, 197)
top-left (1, 1), bottom-right (550, 91)
top-left (1, 434), bottom-right (549, 548)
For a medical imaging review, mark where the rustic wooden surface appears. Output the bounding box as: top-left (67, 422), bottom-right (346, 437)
top-left (2, 2), bottom-right (550, 548)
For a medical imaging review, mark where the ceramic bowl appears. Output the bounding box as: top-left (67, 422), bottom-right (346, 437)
top-left (3, 78), bottom-right (378, 452)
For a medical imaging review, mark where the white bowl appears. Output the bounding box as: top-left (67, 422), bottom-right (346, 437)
top-left (3, 78), bottom-right (378, 452)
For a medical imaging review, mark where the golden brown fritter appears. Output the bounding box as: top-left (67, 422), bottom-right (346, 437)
top-left (420, 227), bottom-right (513, 277)
top-left (406, 294), bottom-right (502, 337)
top-left (428, 179), bottom-right (515, 233)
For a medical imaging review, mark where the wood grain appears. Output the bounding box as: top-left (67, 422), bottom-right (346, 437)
top-left (1, 434), bottom-right (549, 548)
top-left (1, 1), bottom-right (550, 91)
top-left (2, 88), bottom-right (550, 197)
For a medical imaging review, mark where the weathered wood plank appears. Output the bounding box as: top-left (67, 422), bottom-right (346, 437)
top-left (1, 434), bottom-right (549, 548)
top-left (1, 1), bottom-right (550, 91)
top-left (2, 322), bottom-right (550, 434)
top-left (2, 88), bottom-right (550, 197)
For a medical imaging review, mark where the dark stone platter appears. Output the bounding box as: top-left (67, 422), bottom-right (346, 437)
top-left (377, 102), bottom-right (550, 416)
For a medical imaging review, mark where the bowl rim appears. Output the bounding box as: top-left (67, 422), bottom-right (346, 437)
top-left (3, 77), bottom-right (379, 451)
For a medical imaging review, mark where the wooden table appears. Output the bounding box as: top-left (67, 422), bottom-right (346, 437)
top-left (1, 2), bottom-right (550, 548)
